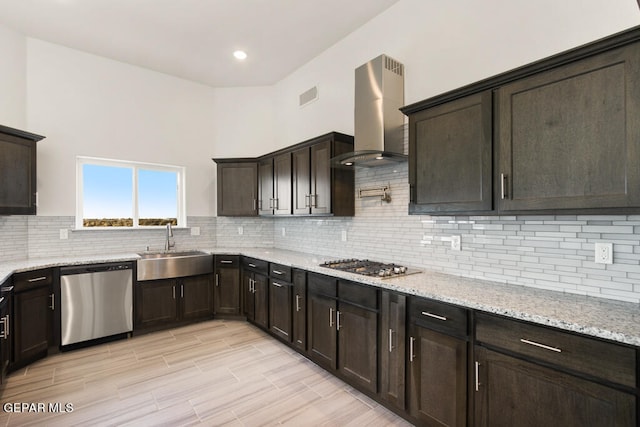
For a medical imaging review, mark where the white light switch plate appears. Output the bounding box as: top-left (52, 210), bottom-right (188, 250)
top-left (341, 230), bottom-right (347, 242)
top-left (59, 229), bottom-right (68, 240)
top-left (594, 242), bottom-right (613, 264)
top-left (190, 227), bottom-right (200, 236)
top-left (237, 226), bottom-right (243, 235)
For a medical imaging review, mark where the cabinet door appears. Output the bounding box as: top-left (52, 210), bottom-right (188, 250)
top-left (474, 347), bottom-right (636, 427)
top-left (380, 291), bottom-right (406, 410)
top-left (292, 147), bottom-right (311, 215)
top-left (253, 273), bottom-right (269, 329)
top-left (181, 275), bottom-right (213, 320)
top-left (242, 271), bottom-right (255, 321)
top-left (215, 268), bottom-right (240, 315)
top-left (135, 279), bottom-right (177, 329)
top-left (292, 270), bottom-right (307, 351)
top-left (269, 279), bottom-right (292, 341)
top-left (338, 302), bottom-right (378, 394)
top-left (307, 292), bottom-right (337, 370)
top-left (258, 157), bottom-right (274, 215)
top-left (216, 161), bottom-right (257, 216)
top-left (497, 43), bottom-right (640, 211)
top-left (0, 133), bottom-right (37, 215)
top-left (310, 141), bottom-right (331, 214)
top-left (273, 152), bottom-right (292, 215)
top-left (409, 324), bottom-right (467, 427)
top-left (409, 91), bottom-right (492, 214)
top-left (13, 286), bottom-right (50, 364)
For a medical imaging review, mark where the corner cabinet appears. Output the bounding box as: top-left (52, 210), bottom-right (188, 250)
top-left (402, 25), bottom-right (640, 215)
top-left (212, 159), bottom-right (258, 217)
top-left (0, 125), bottom-right (45, 215)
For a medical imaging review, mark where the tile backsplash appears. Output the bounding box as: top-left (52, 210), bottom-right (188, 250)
top-left (2, 162), bottom-right (640, 303)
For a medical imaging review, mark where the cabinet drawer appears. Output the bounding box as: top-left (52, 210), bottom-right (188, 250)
top-left (338, 280), bottom-right (377, 309)
top-left (241, 257), bottom-right (268, 274)
top-left (215, 255), bottom-right (239, 268)
top-left (270, 263), bottom-right (292, 282)
top-left (307, 273), bottom-right (337, 298)
top-left (409, 297), bottom-right (468, 337)
top-left (475, 313), bottom-right (636, 388)
top-left (13, 268), bottom-right (53, 292)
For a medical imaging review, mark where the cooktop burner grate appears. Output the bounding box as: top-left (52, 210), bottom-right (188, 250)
top-left (320, 258), bottom-right (420, 279)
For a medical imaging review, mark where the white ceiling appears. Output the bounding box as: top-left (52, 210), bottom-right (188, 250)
top-left (0, 0), bottom-right (400, 87)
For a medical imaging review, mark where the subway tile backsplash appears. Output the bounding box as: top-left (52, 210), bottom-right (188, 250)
top-left (2, 162), bottom-right (640, 303)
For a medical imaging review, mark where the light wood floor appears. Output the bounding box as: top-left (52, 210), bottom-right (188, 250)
top-left (0, 320), bottom-right (413, 426)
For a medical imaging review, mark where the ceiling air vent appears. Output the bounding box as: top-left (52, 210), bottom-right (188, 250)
top-left (299, 85), bottom-right (319, 107)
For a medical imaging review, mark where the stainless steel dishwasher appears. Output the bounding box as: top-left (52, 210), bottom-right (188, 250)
top-left (60, 262), bottom-right (133, 347)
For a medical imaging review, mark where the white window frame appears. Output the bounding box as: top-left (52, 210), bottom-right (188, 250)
top-left (75, 156), bottom-right (186, 229)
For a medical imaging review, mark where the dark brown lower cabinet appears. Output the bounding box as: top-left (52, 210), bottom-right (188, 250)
top-left (135, 274), bottom-right (213, 331)
top-left (307, 291), bottom-right (337, 370)
top-left (242, 258), bottom-right (269, 329)
top-left (12, 269), bottom-right (54, 369)
top-left (0, 285), bottom-right (10, 384)
top-left (474, 346), bottom-right (636, 427)
top-left (214, 255), bottom-right (241, 316)
top-left (337, 301), bottom-right (377, 393)
top-left (291, 269), bottom-right (307, 351)
top-left (380, 291), bottom-right (406, 411)
top-left (269, 278), bottom-right (292, 342)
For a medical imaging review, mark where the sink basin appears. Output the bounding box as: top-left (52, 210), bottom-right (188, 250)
top-left (137, 250), bottom-right (213, 281)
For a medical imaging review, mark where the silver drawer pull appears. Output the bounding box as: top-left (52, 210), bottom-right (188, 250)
top-left (49, 294), bottom-right (55, 310)
top-left (520, 338), bottom-right (562, 353)
top-left (409, 336), bottom-right (416, 362)
top-left (295, 295), bottom-right (301, 312)
top-left (28, 276), bottom-right (48, 283)
top-left (421, 311), bottom-right (447, 321)
top-left (475, 361), bottom-right (481, 391)
top-left (248, 263), bottom-right (257, 268)
top-left (220, 260), bottom-right (233, 264)
top-left (272, 282), bottom-right (284, 288)
top-left (329, 308), bottom-right (334, 328)
top-left (272, 270), bottom-right (284, 275)
top-left (388, 328), bottom-right (394, 353)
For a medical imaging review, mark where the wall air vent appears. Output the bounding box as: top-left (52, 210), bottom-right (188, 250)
top-left (299, 85), bottom-right (319, 107)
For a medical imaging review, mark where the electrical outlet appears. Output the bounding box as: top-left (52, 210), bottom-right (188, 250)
top-left (190, 226), bottom-right (200, 236)
top-left (341, 230), bottom-right (347, 242)
top-left (451, 235), bottom-right (461, 251)
top-left (59, 229), bottom-right (68, 240)
top-left (237, 226), bottom-right (243, 235)
top-left (594, 242), bottom-right (613, 264)
top-left (281, 227), bottom-right (286, 237)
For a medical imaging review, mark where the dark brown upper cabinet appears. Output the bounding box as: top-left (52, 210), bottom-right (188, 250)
top-left (212, 159), bottom-right (258, 217)
top-left (0, 125), bottom-right (45, 215)
top-left (402, 25), bottom-right (640, 215)
top-left (216, 132), bottom-right (354, 217)
top-left (408, 91), bottom-right (492, 214)
top-left (497, 41), bottom-right (640, 212)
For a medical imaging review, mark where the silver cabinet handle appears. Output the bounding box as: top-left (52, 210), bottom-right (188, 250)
top-left (388, 328), bottom-right (394, 353)
top-left (5, 315), bottom-right (9, 338)
top-left (28, 276), bottom-right (47, 283)
top-left (253, 199), bottom-right (257, 211)
top-left (421, 311), bottom-right (447, 321)
top-left (295, 295), bottom-right (301, 312)
top-left (336, 311), bottom-right (341, 331)
top-left (181, 284), bottom-right (184, 298)
top-left (49, 294), bottom-right (55, 310)
top-left (501, 173), bottom-right (508, 199)
top-left (272, 270), bottom-right (284, 275)
top-left (248, 263), bottom-right (256, 268)
top-left (329, 308), bottom-right (334, 328)
top-left (220, 260), bottom-right (233, 264)
top-left (409, 336), bottom-right (415, 362)
top-left (274, 198), bottom-right (279, 210)
top-left (520, 338), bottom-right (562, 353)
top-left (311, 194), bottom-right (318, 208)
top-left (273, 282), bottom-right (283, 288)
top-left (250, 278), bottom-right (255, 293)
top-left (475, 361), bottom-right (480, 391)
top-left (172, 286), bottom-right (176, 299)
top-left (0, 316), bottom-right (7, 339)
top-left (215, 274), bottom-right (219, 287)
top-left (305, 194), bottom-right (310, 208)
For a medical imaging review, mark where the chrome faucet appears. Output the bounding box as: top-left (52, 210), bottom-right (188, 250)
top-left (165, 223), bottom-right (175, 251)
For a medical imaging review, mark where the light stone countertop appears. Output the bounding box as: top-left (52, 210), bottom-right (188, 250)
top-left (2, 247), bottom-right (639, 347)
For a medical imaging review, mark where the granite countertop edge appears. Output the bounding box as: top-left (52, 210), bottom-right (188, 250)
top-left (2, 247), bottom-right (639, 347)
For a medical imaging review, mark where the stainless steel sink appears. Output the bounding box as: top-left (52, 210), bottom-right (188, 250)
top-left (136, 250), bottom-right (213, 281)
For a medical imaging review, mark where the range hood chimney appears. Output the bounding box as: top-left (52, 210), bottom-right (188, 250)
top-left (332, 54), bottom-right (406, 168)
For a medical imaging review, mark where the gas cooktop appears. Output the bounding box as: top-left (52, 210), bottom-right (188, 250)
top-left (320, 259), bottom-right (420, 279)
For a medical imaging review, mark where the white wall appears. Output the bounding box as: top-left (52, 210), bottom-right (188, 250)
top-left (273, 0), bottom-right (640, 144)
top-left (24, 39), bottom-right (275, 217)
top-left (0, 24), bottom-right (26, 129)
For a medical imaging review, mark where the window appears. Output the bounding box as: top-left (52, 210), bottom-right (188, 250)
top-left (76, 157), bottom-right (186, 228)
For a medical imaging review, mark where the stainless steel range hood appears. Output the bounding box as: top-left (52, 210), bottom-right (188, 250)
top-left (332, 54), bottom-right (406, 168)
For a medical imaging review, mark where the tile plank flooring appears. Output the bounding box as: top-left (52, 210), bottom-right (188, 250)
top-left (0, 320), bottom-right (413, 426)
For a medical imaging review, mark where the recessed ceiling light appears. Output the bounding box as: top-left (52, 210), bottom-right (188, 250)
top-left (233, 50), bottom-right (247, 60)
